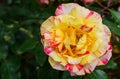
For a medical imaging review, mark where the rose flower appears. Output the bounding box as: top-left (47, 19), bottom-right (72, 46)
top-left (40, 3), bottom-right (112, 76)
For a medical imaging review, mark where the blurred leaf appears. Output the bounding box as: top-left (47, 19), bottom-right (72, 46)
top-left (1, 55), bottom-right (21, 79)
top-left (7, 0), bottom-right (13, 5)
top-left (14, 0), bottom-right (21, 4)
top-left (0, 5), bottom-right (6, 16)
top-left (105, 60), bottom-right (117, 69)
top-left (87, 70), bottom-right (108, 79)
top-left (0, 44), bottom-right (8, 61)
top-left (19, 27), bottom-right (33, 38)
top-left (62, 71), bottom-right (83, 79)
top-left (4, 32), bottom-right (15, 44)
top-left (38, 66), bottom-right (59, 79)
top-left (0, 25), bottom-right (6, 41)
top-left (21, 19), bottom-right (37, 25)
top-left (11, 7), bottom-right (31, 16)
top-left (8, 55), bottom-right (21, 71)
top-left (109, 9), bottom-right (120, 24)
top-left (35, 44), bottom-right (47, 66)
top-left (16, 39), bottom-right (37, 54)
top-left (103, 19), bottom-right (120, 37)
top-left (4, 7), bottom-right (31, 19)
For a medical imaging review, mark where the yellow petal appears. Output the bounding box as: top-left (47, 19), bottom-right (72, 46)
top-left (64, 55), bottom-right (83, 64)
top-left (76, 46), bottom-right (87, 54)
top-left (64, 33), bottom-right (73, 56)
top-left (69, 28), bottom-right (76, 45)
top-left (76, 34), bottom-right (87, 50)
top-left (55, 29), bottom-right (64, 41)
top-left (49, 57), bottom-right (65, 70)
top-left (80, 54), bottom-right (96, 65)
top-left (91, 39), bottom-right (103, 53)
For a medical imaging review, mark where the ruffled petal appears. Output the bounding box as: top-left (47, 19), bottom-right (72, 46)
top-left (43, 41), bottom-right (61, 62)
top-left (55, 3), bottom-right (80, 16)
top-left (97, 49), bottom-right (112, 65)
top-left (64, 55), bottom-right (83, 64)
top-left (44, 46), bottom-right (61, 62)
top-left (49, 57), bottom-right (65, 70)
top-left (41, 16), bottom-right (55, 35)
top-left (80, 54), bottom-right (97, 65)
top-left (84, 60), bottom-right (98, 73)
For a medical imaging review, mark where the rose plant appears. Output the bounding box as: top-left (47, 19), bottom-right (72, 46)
top-left (40, 3), bottom-right (112, 76)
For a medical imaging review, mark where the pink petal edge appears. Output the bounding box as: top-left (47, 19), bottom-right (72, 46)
top-left (44, 46), bottom-right (53, 55)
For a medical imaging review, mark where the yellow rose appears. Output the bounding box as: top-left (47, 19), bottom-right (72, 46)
top-left (40, 3), bottom-right (112, 76)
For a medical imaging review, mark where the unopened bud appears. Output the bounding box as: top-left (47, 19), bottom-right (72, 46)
top-left (82, 0), bottom-right (94, 4)
top-left (38, 0), bottom-right (49, 5)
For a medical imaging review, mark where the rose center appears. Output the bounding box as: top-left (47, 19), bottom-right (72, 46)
top-left (50, 25), bottom-right (95, 57)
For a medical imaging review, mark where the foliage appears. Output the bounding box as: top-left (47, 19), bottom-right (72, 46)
top-left (0, 0), bottom-right (120, 79)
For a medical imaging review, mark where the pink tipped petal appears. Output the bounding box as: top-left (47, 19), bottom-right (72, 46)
top-left (65, 63), bottom-right (73, 72)
top-left (97, 50), bottom-right (112, 65)
top-left (97, 42), bottom-right (110, 56)
top-left (108, 42), bottom-right (112, 50)
top-left (89, 12), bottom-right (102, 23)
top-left (103, 25), bottom-right (111, 38)
top-left (84, 60), bottom-right (98, 73)
top-left (55, 5), bottom-right (63, 16)
top-left (44, 31), bottom-right (52, 40)
top-left (85, 11), bottom-right (94, 19)
top-left (44, 46), bottom-right (53, 55)
top-left (76, 64), bottom-right (84, 71)
top-left (55, 3), bottom-right (79, 15)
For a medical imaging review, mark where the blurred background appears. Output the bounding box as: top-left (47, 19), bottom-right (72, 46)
top-left (0, 0), bottom-right (120, 79)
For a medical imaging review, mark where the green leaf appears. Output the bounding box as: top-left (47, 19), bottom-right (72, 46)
top-left (1, 56), bottom-right (21, 79)
top-left (16, 39), bottom-right (37, 54)
top-left (103, 19), bottom-right (120, 37)
top-left (105, 60), bottom-right (117, 69)
top-left (109, 9), bottom-right (120, 24)
top-left (37, 66), bottom-right (59, 79)
top-left (35, 44), bottom-right (47, 66)
top-left (62, 71), bottom-right (83, 79)
top-left (87, 70), bottom-right (108, 79)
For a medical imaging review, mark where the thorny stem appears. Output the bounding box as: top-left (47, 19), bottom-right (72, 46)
top-left (95, 0), bottom-right (105, 8)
